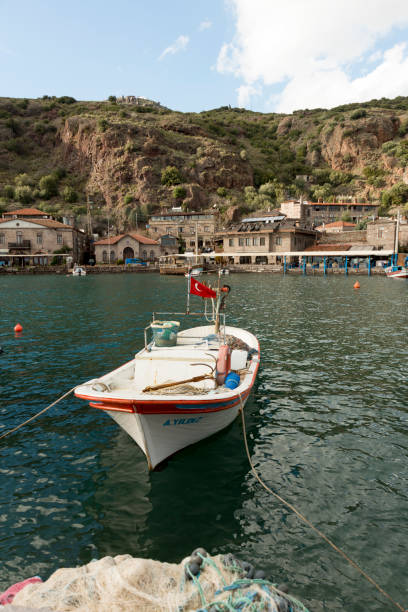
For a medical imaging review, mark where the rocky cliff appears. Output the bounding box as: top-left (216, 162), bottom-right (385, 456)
top-left (0, 95), bottom-right (407, 229)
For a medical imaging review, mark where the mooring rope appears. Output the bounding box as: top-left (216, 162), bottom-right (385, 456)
top-left (238, 394), bottom-right (406, 612)
top-left (0, 387), bottom-right (76, 441)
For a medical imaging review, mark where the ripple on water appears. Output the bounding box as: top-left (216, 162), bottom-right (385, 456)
top-left (0, 274), bottom-right (407, 612)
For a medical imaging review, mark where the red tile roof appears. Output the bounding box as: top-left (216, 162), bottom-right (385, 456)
top-left (0, 218), bottom-right (75, 229)
top-left (94, 232), bottom-right (158, 246)
top-left (3, 207), bottom-right (48, 217)
top-left (316, 221), bottom-right (356, 230)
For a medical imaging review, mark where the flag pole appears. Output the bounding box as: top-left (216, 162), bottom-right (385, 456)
top-left (186, 273), bottom-right (190, 314)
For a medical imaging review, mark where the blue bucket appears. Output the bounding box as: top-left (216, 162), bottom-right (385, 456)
top-left (224, 371), bottom-right (240, 389)
top-left (151, 320), bottom-right (180, 347)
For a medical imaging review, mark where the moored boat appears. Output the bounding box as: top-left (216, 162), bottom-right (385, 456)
top-left (384, 265), bottom-right (408, 279)
top-left (72, 265), bottom-right (86, 276)
top-left (75, 279), bottom-right (260, 469)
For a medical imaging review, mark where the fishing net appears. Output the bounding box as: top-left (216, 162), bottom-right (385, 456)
top-left (12, 553), bottom-right (309, 612)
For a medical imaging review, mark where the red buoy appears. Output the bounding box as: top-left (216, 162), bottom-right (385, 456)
top-left (353, 281), bottom-right (360, 289)
top-left (14, 323), bottom-right (23, 333)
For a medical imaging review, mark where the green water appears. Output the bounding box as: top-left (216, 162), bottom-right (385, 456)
top-left (0, 273), bottom-right (407, 611)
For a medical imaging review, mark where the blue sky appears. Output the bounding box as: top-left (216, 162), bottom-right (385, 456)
top-left (1, 0), bottom-right (408, 113)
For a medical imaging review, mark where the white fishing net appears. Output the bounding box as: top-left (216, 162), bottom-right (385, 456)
top-left (11, 553), bottom-right (309, 612)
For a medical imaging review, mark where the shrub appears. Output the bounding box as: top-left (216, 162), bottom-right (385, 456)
top-left (53, 167), bottom-right (67, 180)
top-left (108, 95), bottom-right (117, 103)
top-left (98, 119), bottom-right (108, 132)
top-left (15, 173), bottom-right (33, 187)
top-left (216, 187), bottom-right (227, 198)
top-left (399, 118), bottom-right (408, 137)
top-left (62, 186), bottom-right (78, 203)
top-left (350, 109), bottom-right (367, 120)
top-left (161, 166), bottom-right (182, 186)
top-left (57, 96), bottom-right (76, 104)
top-left (125, 141), bottom-right (138, 153)
top-left (3, 184), bottom-right (15, 199)
top-left (5, 139), bottom-right (25, 154)
top-left (173, 186), bottom-right (187, 200)
top-left (123, 194), bottom-right (134, 205)
top-left (39, 174), bottom-right (59, 199)
top-left (15, 185), bottom-right (34, 204)
top-left (381, 182), bottom-right (408, 210)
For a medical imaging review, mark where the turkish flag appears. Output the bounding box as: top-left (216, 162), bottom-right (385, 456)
top-left (189, 277), bottom-right (216, 299)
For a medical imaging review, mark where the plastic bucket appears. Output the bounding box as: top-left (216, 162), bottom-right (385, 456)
top-left (224, 371), bottom-right (240, 390)
top-left (151, 320), bottom-right (180, 347)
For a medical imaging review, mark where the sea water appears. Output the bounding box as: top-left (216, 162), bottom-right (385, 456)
top-left (0, 273), bottom-right (407, 611)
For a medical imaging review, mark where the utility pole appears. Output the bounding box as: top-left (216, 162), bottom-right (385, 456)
top-left (86, 195), bottom-right (94, 236)
top-left (107, 210), bottom-right (111, 264)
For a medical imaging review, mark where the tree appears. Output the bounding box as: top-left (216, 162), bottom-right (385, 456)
top-left (62, 186), bottom-right (78, 203)
top-left (173, 186), bottom-right (187, 200)
top-left (14, 173), bottom-right (33, 187)
top-left (39, 174), bottom-right (59, 199)
top-left (380, 182), bottom-right (408, 212)
top-left (15, 185), bottom-right (34, 204)
top-left (161, 166), bottom-right (182, 186)
top-left (108, 95), bottom-right (117, 103)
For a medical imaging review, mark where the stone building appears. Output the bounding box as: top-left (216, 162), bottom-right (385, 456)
top-left (0, 208), bottom-right (86, 265)
top-left (280, 199), bottom-right (379, 226)
top-left (216, 216), bottom-right (317, 264)
top-left (148, 211), bottom-right (217, 251)
top-left (94, 232), bottom-right (160, 263)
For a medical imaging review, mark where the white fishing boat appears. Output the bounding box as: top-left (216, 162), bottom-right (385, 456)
top-left (384, 265), bottom-right (408, 279)
top-left (72, 265), bottom-right (86, 276)
top-left (219, 268), bottom-right (230, 275)
top-left (184, 267), bottom-right (202, 277)
top-left (75, 278), bottom-right (260, 469)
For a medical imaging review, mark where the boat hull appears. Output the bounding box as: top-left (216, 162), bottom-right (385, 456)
top-left (107, 394), bottom-right (249, 468)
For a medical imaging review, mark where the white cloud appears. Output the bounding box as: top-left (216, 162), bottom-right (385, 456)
top-left (158, 35), bottom-right (189, 61)
top-left (217, 0), bottom-right (408, 110)
top-left (199, 20), bottom-right (212, 31)
top-left (237, 84), bottom-right (261, 108)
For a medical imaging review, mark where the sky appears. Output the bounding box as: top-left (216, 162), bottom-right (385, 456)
top-left (1, 0), bottom-right (408, 114)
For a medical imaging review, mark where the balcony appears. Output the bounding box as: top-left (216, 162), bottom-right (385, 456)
top-left (8, 240), bottom-right (31, 250)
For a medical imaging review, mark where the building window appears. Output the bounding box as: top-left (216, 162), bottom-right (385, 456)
top-left (190, 241), bottom-right (195, 247)
top-left (229, 238), bottom-right (234, 247)
top-left (245, 238), bottom-right (251, 246)
top-left (16, 231), bottom-right (23, 245)
top-left (276, 237), bottom-right (282, 245)
top-left (150, 250), bottom-right (155, 261)
top-left (239, 256), bottom-right (251, 264)
top-left (166, 227), bottom-right (172, 233)
top-left (204, 226), bottom-right (210, 232)
top-left (0, 234), bottom-right (4, 245)
top-left (102, 250), bottom-right (108, 262)
top-left (378, 229), bottom-right (383, 238)
top-left (252, 237), bottom-right (258, 246)
top-left (110, 250), bottom-right (115, 262)
top-left (36, 233), bottom-right (42, 245)
top-left (238, 238), bottom-right (244, 246)
top-left (178, 227), bottom-right (183, 233)
top-left (260, 237), bottom-right (265, 246)
top-left (142, 250), bottom-right (147, 260)
top-left (57, 233), bottom-right (63, 244)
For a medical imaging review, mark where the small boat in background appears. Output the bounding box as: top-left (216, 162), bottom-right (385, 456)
top-left (72, 266), bottom-right (86, 276)
top-left (184, 267), bottom-right (202, 277)
top-left (75, 278), bottom-right (260, 469)
top-left (219, 268), bottom-right (230, 275)
top-left (384, 265), bottom-right (408, 279)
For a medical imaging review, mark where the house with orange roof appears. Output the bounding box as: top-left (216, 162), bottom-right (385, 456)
top-left (0, 208), bottom-right (86, 265)
top-left (315, 220), bottom-right (357, 233)
top-left (93, 232), bottom-right (160, 264)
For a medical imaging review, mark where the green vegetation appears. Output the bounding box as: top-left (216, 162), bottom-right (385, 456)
top-left (161, 166), bottom-right (182, 186)
top-left (1, 94), bottom-right (408, 225)
top-left (380, 183), bottom-right (408, 213)
top-left (173, 186), bottom-right (187, 200)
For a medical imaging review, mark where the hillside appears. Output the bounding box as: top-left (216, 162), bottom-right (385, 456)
top-left (1, 95), bottom-right (408, 232)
